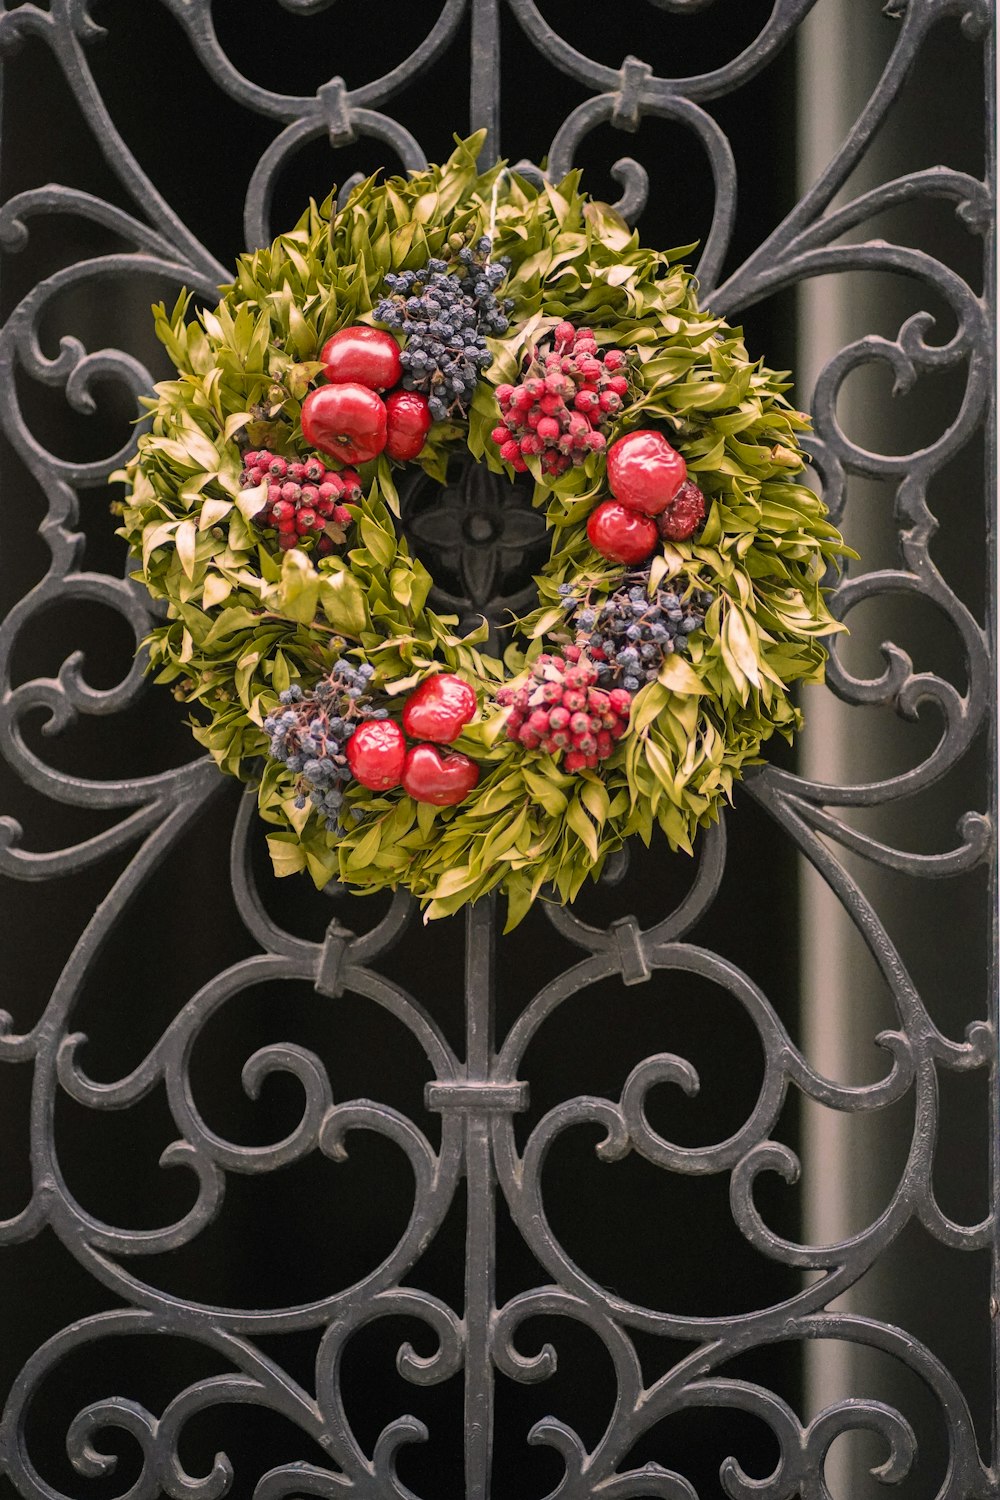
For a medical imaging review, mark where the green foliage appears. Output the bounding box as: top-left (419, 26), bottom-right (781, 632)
top-left (118, 133), bottom-right (849, 926)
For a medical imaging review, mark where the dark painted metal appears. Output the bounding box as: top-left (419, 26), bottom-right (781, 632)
top-left (0, 0), bottom-right (995, 1496)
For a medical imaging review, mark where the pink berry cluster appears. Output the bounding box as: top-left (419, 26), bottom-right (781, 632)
top-left (496, 650), bottom-right (631, 772)
top-left (240, 449), bottom-right (358, 556)
top-left (489, 323), bottom-right (630, 477)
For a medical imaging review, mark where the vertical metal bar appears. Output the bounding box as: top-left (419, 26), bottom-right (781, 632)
top-left (988, 12), bottom-right (999, 1476)
top-left (470, 0), bottom-right (501, 162)
top-left (463, 894), bottom-right (497, 1500)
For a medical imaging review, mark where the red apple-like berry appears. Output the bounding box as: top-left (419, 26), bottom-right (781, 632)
top-left (385, 390), bottom-right (432, 461)
top-left (402, 674), bottom-right (478, 744)
top-left (321, 326), bottom-right (403, 392)
top-left (301, 384), bottom-right (388, 465)
top-left (607, 429), bottom-right (687, 516)
top-left (587, 500), bottom-right (659, 564)
top-left (402, 744), bottom-right (480, 805)
top-left (657, 479), bottom-right (707, 542)
top-left (346, 720), bottom-right (407, 790)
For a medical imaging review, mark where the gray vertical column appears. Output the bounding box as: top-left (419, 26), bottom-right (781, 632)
top-left (470, 0), bottom-right (501, 164)
top-left (463, 896), bottom-right (498, 1500)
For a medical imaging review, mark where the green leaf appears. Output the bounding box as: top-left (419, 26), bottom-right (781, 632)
top-left (319, 568), bottom-right (368, 637)
top-left (271, 549), bottom-right (320, 625)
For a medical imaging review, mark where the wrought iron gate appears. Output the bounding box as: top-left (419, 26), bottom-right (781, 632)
top-left (0, 2), bottom-right (995, 1497)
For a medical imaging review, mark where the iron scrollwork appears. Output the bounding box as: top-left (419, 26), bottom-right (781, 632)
top-left (0, 1), bottom-right (995, 1496)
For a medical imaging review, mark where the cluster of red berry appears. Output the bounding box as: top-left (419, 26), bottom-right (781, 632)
top-left (300, 327), bottom-right (431, 467)
top-left (496, 652), bottom-right (631, 772)
top-left (587, 430), bottom-right (707, 565)
top-left (490, 323), bottom-right (629, 476)
top-left (347, 674), bottom-right (481, 805)
top-left (240, 450), bottom-right (357, 555)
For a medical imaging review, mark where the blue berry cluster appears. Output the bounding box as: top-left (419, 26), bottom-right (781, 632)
top-left (263, 661), bottom-right (387, 831)
top-left (373, 236), bottom-right (513, 421)
top-left (559, 577), bottom-right (713, 694)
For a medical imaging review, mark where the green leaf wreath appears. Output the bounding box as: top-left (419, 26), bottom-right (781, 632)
top-left (117, 133), bottom-right (848, 927)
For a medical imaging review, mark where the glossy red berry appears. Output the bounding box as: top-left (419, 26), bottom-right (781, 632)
top-left (607, 430), bottom-right (687, 516)
top-left (586, 500), bottom-right (659, 564)
top-left (321, 326), bottom-right (403, 392)
top-left (402, 744), bottom-right (480, 805)
top-left (301, 384), bottom-right (387, 465)
top-left (402, 674), bottom-right (478, 744)
top-left (384, 389), bottom-right (432, 461)
top-left (346, 720), bottom-right (407, 790)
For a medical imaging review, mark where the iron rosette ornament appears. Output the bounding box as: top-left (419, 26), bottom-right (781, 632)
top-left (117, 134), bottom-right (848, 925)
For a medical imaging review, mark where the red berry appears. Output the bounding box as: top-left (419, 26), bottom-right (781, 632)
top-left (602, 350), bottom-right (627, 370)
top-left (301, 384), bottom-right (387, 465)
top-left (609, 689), bottom-right (633, 717)
top-left (385, 389), bottom-right (432, 461)
top-left (564, 750), bottom-right (587, 773)
top-left (401, 744), bottom-right (480, 806)
top-left (270, 500), bottom-right (294, 525)
top-left (499, 439), bottom-right (520, 463)
top-left (587, 500), bottom-right (659, 564)
top-left (596, 732), bottom-right (614, 758)
top-left (554, 322), bottom-right (576, 349)
top-left (574, 390), bottom-right (600, 414)
top-left (268, 457), bottom-right (288, 479)
top-left (346, 719), bottom-right (407, 790)
top-left (536, 416), bottom-right (560, 441)
top-left (288, 463), bottom-right (307, 482)
top-left (539, 393), bottom-right (563, 416)
top-left (598, 391), bottom-right (623, 414)
top-left (511, 385), bottom-right (533, 409)
top-left (301, 485), bottom-right (319, 505)
top-left (491, 425), bottom-right (511, 445)
top-left (607, 375), bottom-right (629, 396)
top-left (278, 531), bottom-right (299, 551)
top-left (657, 479), bottom-right (707, 541)
top-left (295, 508), bottom-right (318, 533)
top-left (318, 477), bottom-right (344, 500)
top-left (528, 709), bottom-right (551, 734)
top-left (338, 469), bottom-right (362, 502)
top-left (607, 430), bottom-right (687, 516)
top-left (518, 726), bottom-right (542, 749)
top-left (321, 326), bottom-right (402, 392)
top-left (496, 384), bottom-right (515, 405)
top-left (402, 674), bottom-right (478, 744)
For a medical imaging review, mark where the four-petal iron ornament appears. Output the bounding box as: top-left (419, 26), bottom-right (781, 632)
top-left (401, 452), bottom-right (548, 637)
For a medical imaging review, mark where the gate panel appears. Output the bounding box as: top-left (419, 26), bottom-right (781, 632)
top-left (0, 4), bottom-right (994, 1497)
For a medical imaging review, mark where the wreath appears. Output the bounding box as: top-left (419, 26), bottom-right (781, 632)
top-left (118, 134), bottom-right (848, 927)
